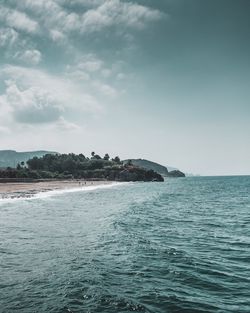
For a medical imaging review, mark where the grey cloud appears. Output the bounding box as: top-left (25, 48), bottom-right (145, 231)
top-left (14, 107), bottom-right (61, 124)
top-left (4, 82), bottom-right (62, 124)
top-left (1, 65), bottom-right (102, 119)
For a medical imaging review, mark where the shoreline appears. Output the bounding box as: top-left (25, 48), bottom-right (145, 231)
top-left (0, 179), bottom-right (114, 200)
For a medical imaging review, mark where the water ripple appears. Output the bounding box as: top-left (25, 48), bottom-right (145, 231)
top-left (0, 176), bottom-right (250, 312)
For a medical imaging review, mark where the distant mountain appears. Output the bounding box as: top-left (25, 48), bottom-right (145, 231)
top-left (0, 150), bottom-right (57, 168)
top-left (123, 159), bottom-right (185, 177)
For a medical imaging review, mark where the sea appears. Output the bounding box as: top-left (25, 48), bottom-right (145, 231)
top-left (0, 176), bottom-right (249, 313)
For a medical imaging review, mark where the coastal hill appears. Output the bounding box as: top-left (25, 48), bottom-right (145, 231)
top-left (0, 151), bottom-right (185, 180)
top-left (123, 159), bottom-right (185, 177)
top-left (0, 153), bottom-right (164, 182)
top-left (0, 150), bottom-right (57, 168)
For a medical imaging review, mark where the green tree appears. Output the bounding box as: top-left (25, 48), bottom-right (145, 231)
top-left (113, 156), bottom-right (121, 164)
top-left (103, 153), bottom-right (110, 161)
top-left (126, 160), bottom-right (133, 166)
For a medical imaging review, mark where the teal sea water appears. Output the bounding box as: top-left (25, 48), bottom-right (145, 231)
top-left (0, 176), bottom-right (250, 313)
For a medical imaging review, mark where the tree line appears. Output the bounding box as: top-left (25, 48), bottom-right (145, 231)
top-left (0, 152), bottom-right (164, 182)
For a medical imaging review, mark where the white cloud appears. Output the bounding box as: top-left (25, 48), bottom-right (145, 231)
top-left (6, 0), bottom-right (163, 36)
top-left (0, 1), bottom-right (162, 133)
top-left (0, 79), bottom-right (80, 133)
top-left (2, 81), bottom-right (62, 124)
top-left (80, 0), bottom-right (163, 33)
top-left (93, 81), bottom-right (118, 98)
top-left (0, 125), bottom-right (10, 135)
top-left (17, 0), bottom-right (58, 12)
top-left (65, 54), bottom-right (104, 81)
top-left (50, 29), bottom-right (65, 42)
top-left (77, 54), bottom-right (103, 72)
top-left (0, 83), bottom-right (16, 132)
top-left (101, 69), bottom-right (112, 78)
top-left (14, 49), bottom-right (42, 65)
top-left (66, 54), bottom-right (124, 81)
top-left (0, 27), bottom-right (34, 63)
top-left (0, 27), bottom-right (18, 47)
top-left (56, 0), bottom-right (103, 7)
top-left (59, 0), bottom-right (163, 32)
top-left (55, 116), bottom-right (81, 131)
top-left (0, 65), bottom-right (101, 126)
top-left (66, 68), bottom-right (90, 81)
top-left (117, 72), bottom-right (126, 80)
top-left (0, 5), bottom-right (39, 34)
top-left (65, 55), bottom-right (121, 98)
top-left (15, 0), bottom-right (80, 35)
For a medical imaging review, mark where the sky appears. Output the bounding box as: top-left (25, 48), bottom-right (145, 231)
top-left (0, 0), bottom-right (249, 176)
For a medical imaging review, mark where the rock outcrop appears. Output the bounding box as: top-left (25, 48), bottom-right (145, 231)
top-left (118, 166), bottom-right (164, 182)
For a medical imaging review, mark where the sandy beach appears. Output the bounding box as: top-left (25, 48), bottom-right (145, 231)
top-left (0, 180), bottom-right (113, 199)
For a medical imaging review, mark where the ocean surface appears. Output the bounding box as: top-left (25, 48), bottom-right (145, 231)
top-left (0, 176), bottom-right (250, 313)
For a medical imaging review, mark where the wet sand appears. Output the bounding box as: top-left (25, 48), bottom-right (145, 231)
top-left (0, 180), bottom-right (112, 199)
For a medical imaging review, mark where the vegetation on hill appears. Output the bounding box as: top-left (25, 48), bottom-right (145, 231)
top-left (123, 159), bottom-right (169, 175)
top-left (0, 153), bottom-right (164, 182)
top-left (123, 159), bottom-right (185, 177)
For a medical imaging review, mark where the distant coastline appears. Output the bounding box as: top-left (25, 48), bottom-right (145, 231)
top-left (0, 152), bottom-right (165, 183)
top-left (0, 151), bottom-right (185, 182)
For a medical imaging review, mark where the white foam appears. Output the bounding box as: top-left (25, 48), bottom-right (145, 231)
top-left (0, 182), bottom-right (130, 204)
top-left (33, 182), bottom-right (128, 199)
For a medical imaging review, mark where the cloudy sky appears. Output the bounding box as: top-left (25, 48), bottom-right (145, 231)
top-left (0, 0), bottom-right (249, 175)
